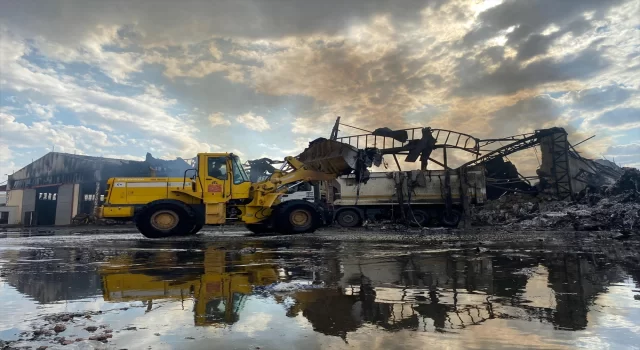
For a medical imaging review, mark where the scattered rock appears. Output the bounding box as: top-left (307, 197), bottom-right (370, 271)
top-left (61, 340), bottom-right (74, 345)
top-left (185, 337), bottom-right (195, 340)
top-left (36, 346), bottom-right (48, 350)
top-left (33, 329), bottom-right (47, 337)
top-left (84, 326), bottom-right (98, 332)
top-left (75, 338), bottom-right (84, 342)
top-left (88, 334), bottom-right (110, 343)
top-left (154, 333), bottom-right (161, 336)
top-left (634, 295), bottom-right (640, 301)
top-left (103, 330), bottom-right (112, 334)
top-left (53, 324), bottom-right (67, 333)
top-left (123, 327), bottom-right (137, 331)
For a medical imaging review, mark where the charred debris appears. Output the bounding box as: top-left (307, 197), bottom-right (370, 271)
top-left (324, 117), bottom-right (637, 233)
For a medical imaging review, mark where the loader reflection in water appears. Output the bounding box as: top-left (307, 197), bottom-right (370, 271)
top-left (100, 246), bottom-right (279, 326)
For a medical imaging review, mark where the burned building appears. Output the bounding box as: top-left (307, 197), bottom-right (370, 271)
top-left (4, 152), bottom-right (192, 226)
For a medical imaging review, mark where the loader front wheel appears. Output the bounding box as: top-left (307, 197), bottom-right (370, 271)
top-left (136, 202), bottom-right (194, 238)
top-left (184, 222), bottom-right (204, 236)
top-left (274, 200), bottom-right (320, 234)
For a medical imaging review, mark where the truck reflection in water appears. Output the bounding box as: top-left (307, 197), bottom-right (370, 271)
top-left (95, 241), bottom-right (636, 335)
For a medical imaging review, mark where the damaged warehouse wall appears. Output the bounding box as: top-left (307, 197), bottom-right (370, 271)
top-left (5, 152), bottom-right (192, 226)
top-left (538, 130), bottom-right (623, 197)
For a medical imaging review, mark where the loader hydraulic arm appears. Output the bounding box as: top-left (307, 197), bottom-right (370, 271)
top-left (258, 156), bottom-right (339, 191)
top-left (244, 156), bottom-right (340, 211)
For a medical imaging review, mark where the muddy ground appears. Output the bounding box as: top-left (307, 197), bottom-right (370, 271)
top-left (1, 227), bottom-right (640, 349)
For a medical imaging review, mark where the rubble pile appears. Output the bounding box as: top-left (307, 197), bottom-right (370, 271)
top-left (472, 168), bottom-right (640, 233)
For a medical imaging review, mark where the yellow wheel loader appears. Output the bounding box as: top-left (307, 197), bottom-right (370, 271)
top-left (99, 139), bottom-right (379, 238)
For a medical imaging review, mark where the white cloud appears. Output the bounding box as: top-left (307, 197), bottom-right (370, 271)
top-left (143, 50), bottom-right (244, 80)
top-left (32, 25), bottom-right (144, 82)
top-left (0, 112), bottom-right (116, 151)
top-left (291, 115), bottom-right (336, 135)
top-left (0, 30), bottom-right (216, 161)
top-left (208, 112), bottom-right (231, 127)
top-left (237, 112), bottom-right (271, 132)
top-left (24, 101), bottom-right (56, 119)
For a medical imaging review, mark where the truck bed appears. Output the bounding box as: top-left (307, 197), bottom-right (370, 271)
top-left (333, 166), bottom-right (486, 206)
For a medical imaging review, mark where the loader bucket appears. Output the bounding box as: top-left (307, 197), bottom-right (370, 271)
top-left (297, 138), bottom-right (380, 176)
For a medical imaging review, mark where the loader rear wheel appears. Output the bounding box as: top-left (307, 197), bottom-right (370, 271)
top-left (336, 209), bottom-right (361, 228)
top-left (273, 200), bottom-right (320, 234)
top-left (136, 202), bottom-right (194, 238)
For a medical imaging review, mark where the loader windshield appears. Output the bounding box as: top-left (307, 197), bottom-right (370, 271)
top-left (232, 156), bottom-right (250, 184)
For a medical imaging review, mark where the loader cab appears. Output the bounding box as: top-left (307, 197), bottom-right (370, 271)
top-left (197, 153), bottom-right (252, 201)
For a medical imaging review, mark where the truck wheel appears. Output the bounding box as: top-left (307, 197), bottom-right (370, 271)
top-left (274, 200), bottom-right (320, 234)
top-left (136, 203), bottom-right (194, 238)
top-left (440, 209), bottom-right (461, 227)
top-left (336, 209), bottom-right (362, 228)
top-left (408, 209), bottom-right (430, 227)
top-left (246, 223), bottom-right (272, 234)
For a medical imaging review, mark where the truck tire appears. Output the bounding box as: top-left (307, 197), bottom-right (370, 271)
top-left (135, 202), bottom-right (195, 238)
top-left (246, 223), bottom-right (272, 234)
top-left (408, 209), bottom-right (430, 227)
top-left (440, 209), bottom-right (461, 227)
top-left (273, 200), bottom-right (321, 234)
top-left (335, 208), bottom-right (362, 228)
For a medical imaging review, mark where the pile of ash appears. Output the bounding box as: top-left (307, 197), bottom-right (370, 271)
top-left (472, 168), bottom-right (640, 233)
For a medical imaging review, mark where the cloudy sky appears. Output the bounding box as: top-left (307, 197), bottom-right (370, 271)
top-left (1, 0), bottom-right (638, 177)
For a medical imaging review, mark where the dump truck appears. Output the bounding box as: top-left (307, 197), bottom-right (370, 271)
top-left (100, 139), bottom-right (380, 238)
top-left (328, 166), bottom-right (487, 227)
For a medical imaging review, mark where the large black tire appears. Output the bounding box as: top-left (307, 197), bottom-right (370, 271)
top-left (246, 223), bottom-right (272, 234)
top-left (273, 200), bottom-right (321, 234)
top-left (408, 209), bottom-right (430, 227)
top-left (335, 208), bottom-right (362, 228)
top-left (135, 201), bottom-right (195, 238)
top-left (440, 208), bottom-right (461, 227)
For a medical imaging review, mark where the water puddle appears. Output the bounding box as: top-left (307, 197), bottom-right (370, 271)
top-left (1, 236), bottom-right (639, 349)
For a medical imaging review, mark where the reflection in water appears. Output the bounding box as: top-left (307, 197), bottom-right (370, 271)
top-left (100, 243), bottom-right (279, 326)
top-left (95, 242), bottom-right (634, 334)
top-left (1, 238), bottom-right (639, 349)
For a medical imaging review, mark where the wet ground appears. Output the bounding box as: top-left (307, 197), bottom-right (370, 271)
top-left (1, 227), bottom-right (640, 349)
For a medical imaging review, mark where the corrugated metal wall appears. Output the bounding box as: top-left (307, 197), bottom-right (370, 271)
top-left (55, 184), bottom-right (74, 225)
top-left (21, 188), bottom-right (36, 226)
